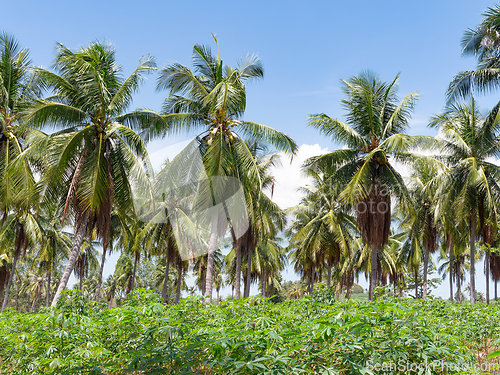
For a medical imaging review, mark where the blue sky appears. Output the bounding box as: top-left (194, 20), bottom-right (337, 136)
top-left (6, 0), bottom-right (498, 144)
top-left (4, 0), bottom-right (500, 298)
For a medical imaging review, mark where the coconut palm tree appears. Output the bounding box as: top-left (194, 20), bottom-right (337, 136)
top-left (25, 41), bottom-right (157, 307)
top-left (254, 237), bottom-right (286, 298)
top-left (306, 71), bottom-right (428, 299)
top-left (194, 249), bottom-right (224, 295)
top-left (0, 32), bottom-right (43, 216)
top-left (438, 231), bottom-right (470, 303)
top-left (0, 211), bottom-right (42, 311)
top-left (401, 160), bottom-right (442, 297)
top-left (157, 36), bottom-right (297, 302)
top-left (288, 161), bottom-right (356, 295)
top-left (430, 99), bottom-right (500, 302)
top-left (0, 33), bottom-right (44, 312)
top-left (447, 4), bottom-right (500, 103)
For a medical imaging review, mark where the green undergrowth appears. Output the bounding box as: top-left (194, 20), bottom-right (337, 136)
top-left (1, 289), bottom-right (499, 374)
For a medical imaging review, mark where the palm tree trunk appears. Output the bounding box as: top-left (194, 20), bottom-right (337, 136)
top-left (486, 253), bottom-right (490, 305)
top-left (244, 247), bottom-right (253, 298)
top-left (368, 246), bottom-right (378, 300)
top-left (423, 248), bottom-right (429, 298)
top-left (235, 242), bottom-right (242, 299)
top-left (162, 256), bottom-right (170, 304)
top-left (175, 265), bottom-right (182, 303)
top-left (51, 211), bottom-right (90, 308)
top-left (131, 251), bottom-right (139, 292)
top-left (261, 267), bottom-right (265, 297)
top-left (2, 246), bottom-right (21, 312)
top-left (201, 265), bottom-right (206, 296)
top-left (0, 266), bottom-right (6, 303)
top-left (94, 244), bottom-right (107, 301)
top-left (449, 240), bottom-right (454, 302)
top-left (15, 279), bottom-right (19, 311)
top-left (204, 218), bottom-right (218, 303)
top-left (470, 216), bottom-right (477, 303)
top-left (309, 264), bottom-right (315, 295)
top-left (457, 270), bottom-right (462, 303)
top-left (31, 286), bottom-right (40, 312)
top-left (46, 270), bottom-right (51, 307)
top-left (327, 264), bottom-right (332, 287)
top-left (414, 269), bottom-right (418, 299)
top-left (495, 280), bottom-right (498, 301)
top-left (263, 266), bottom-right (267, 298)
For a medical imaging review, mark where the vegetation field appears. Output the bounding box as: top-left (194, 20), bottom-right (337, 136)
top-left (1, 289), bottom-right (500, 374)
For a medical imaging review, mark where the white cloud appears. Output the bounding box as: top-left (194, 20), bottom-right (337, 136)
top-left (269, 144), bottom-right (329, 210)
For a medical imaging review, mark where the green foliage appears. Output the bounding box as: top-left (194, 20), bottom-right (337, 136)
top-left (2, 291), bottom-right (495, 374)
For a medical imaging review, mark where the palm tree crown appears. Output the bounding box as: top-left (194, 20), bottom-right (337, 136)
top-left (307, 71), bottom-right (425, 299)
top-left (26, 41), bottom-right (156, 306)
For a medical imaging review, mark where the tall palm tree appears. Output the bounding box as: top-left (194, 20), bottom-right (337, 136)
top-left (254, 237), bottom-right (286, 298)
top-left (0, 33), bottom-right (44, 312)
top-left (25, 41), bottom-right (157, 307)
top-left (430, 99), bottom-right (500, 302)
top-left (157, 36), bottom-right (297, 302)
top-left (448, 5), bottom-right (500, 103)
top-left (438, 231), bottom-right (470, 303)
top-left (307, 71), bottom-right (427, 299)
top-left (288, 161), bottom-right (355, 295)
top-left (402, 161), bottom-right (442, 297)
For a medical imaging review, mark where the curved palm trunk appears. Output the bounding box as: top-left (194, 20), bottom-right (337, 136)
top-left (131, 251), bottom-right (139, 292)
top-left (470, 217), bottom-right (476, 303)
top-left (457, 268), bottom-right (462, 303)
top-left (94, 244), bottom-right (108, 301)
top-left (204, 218), bottom-right (218, 303)
top-left (46, 270), bottom-right (51, 307)
top-left (51, 211), bottom-right (90, 308)
top-left (1, 247), bottom-right (21, 312)
top-left (423, 248), bottom-right (429, 298)
top-left (162, 256), bottom-right (171, 304)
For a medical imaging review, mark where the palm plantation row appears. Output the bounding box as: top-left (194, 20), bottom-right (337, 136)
top-left (2, 5), bottom-right (500, 311)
